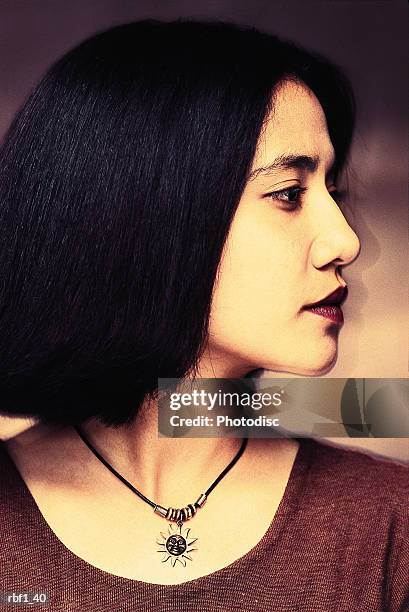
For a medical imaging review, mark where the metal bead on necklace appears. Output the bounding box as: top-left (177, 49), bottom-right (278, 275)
top-left (73, 425), bottom-right (248, 568)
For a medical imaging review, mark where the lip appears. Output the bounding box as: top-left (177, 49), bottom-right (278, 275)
top-left (303, 285), bottom-right (348, 309)
top-left (303, 304), bottom-right (344, 325)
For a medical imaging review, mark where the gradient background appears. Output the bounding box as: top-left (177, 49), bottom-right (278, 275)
top-left (0, 0), bottom-right (407, 461)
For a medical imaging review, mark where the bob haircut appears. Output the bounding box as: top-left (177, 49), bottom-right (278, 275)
top-left (0, 19), bottom-right (355, 427)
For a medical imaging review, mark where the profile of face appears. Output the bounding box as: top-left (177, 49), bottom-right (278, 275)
top-left (206, 79), bottom-right (361, 377)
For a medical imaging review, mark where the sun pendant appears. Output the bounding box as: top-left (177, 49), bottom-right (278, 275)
top-left (156, 522), bottom-right (198, 567)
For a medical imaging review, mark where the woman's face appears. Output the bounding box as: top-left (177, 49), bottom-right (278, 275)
top-left (205, 79), bottom-right (361, 377)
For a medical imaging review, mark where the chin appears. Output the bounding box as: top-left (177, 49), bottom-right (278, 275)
top-left (302, 357), bottom-right (338, 376)
top-left (288, 351), bottom-right (339, 376)
top-left (259, 343), bottom-right (339, 377)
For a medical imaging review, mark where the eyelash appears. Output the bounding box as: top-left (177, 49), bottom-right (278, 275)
top-left (264, 186), bottom-right (343, 211)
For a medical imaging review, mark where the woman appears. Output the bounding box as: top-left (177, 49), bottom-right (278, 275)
top-left (0, 19), bottom-right (407, 612)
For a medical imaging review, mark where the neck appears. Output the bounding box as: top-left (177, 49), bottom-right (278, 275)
top-left (77, 355), bottom-right (260, 506)
top-left (79, 397), bottom-right (247, 509)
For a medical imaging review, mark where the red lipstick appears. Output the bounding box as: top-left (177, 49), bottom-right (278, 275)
top-left (303, 286), bottom-right (348, 325)
top-left (304, 304), bottom-right (344, 324)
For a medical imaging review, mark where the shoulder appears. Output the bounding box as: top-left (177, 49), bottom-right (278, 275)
top-left (0, 423), bottom-right (72, 516)
top-left (0, 440), bottom-right (32, 524)
top-left (298, 438), bottom-right (409, 564)
top-left (293, 439), bottom-right (409, 610)
top-left (0, 439), bottom-right (32, 561)
top-left (303, 437), bottom-right (409, 509)
top-left (0, 440), bottom-right (20, 495)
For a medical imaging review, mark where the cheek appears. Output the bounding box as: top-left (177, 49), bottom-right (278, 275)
top-left (209, 210), bottom-right (305, 347)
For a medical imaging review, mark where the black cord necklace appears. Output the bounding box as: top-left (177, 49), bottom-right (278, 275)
top-left (73, 425), bottom-right (248, 568)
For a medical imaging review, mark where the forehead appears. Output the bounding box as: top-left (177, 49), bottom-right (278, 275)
top-left (252, 79), bottom-right (334, 169)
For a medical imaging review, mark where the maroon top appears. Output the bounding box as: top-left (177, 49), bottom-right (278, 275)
top-left (0, 437), bottom-right (408, 611)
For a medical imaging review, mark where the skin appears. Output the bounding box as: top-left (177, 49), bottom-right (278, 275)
top-left (5, 80), bottom-right (361, 585)
top-left (201, 78), bottom-right (361, 378)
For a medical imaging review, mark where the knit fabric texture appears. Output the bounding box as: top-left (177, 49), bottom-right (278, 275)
top-left (0, 437), bottom-right (408, 612)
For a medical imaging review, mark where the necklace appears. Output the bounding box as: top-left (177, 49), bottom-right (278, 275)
top-left (73, 425), bottom-right (248, 568)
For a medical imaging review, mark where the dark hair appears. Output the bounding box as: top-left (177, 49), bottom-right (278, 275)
top-left (0, 19), bottom-right (355, 427)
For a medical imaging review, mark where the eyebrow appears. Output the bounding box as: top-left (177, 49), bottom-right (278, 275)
top-left (246, 153), bottom-right (336, 182)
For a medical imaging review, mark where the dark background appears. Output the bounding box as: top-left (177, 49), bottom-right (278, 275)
top-left (0, 0), bottom-right (407, 459)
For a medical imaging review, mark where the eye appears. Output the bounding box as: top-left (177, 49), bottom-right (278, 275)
top-left (264, 186), bottom-right (306, 210)
top-left (264, 186), bottom-right (347, 212)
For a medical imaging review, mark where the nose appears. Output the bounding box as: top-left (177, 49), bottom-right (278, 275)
top-left (310, 197), bottom-right (361, 270)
